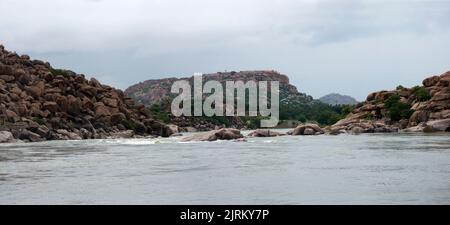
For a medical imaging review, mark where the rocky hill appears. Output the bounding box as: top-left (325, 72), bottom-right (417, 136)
top-left (319, 93), bottom-right (358, 105)
top-left (0, 44), bottom-right (173, 143)
top-left (125, 70), bottom-right (302, 106)
top-left (125, 70), bottom-right (347, 130)
top-left (330, 71), bottom-right (450, 133)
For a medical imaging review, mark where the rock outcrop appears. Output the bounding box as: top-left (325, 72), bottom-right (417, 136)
top-left (0, 130), bottom-right (14, 143)
top-left (330, 71), bottom-right (450, 133)
top-left (124, 70), bottom-right (317, 131)
top-left (291, 124), bottom-right (324, 135)
top-left (125, 70), bottom-right (299, 106)
top-left (182, 128), bottom-right (243, 142)
top-left (0, 44), bottom-right (174, 142)
top-left (247, 129), bottom-right (285, 137)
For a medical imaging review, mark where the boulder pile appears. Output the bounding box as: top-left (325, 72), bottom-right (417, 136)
top-left (0, 44), bottom-right (174, 142)
top-left (330, 71), bottom-right (450, 133)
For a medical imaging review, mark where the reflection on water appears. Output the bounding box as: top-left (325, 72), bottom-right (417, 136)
top-left (0, 132), bottom-right (449, 204)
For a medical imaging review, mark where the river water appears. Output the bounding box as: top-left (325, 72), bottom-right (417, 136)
top-left (1, 131), bottom-right (449, 204)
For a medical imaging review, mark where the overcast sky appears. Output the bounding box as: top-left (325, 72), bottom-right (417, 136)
top-left (1, 0), bottom-right (449, 100)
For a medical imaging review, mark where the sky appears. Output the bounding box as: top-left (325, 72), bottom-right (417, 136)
top-left (1, 0), bottom-right (449, 101)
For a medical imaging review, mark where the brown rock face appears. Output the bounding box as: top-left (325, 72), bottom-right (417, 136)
top-left (0, 75), bottom-right (15, 82)
top-left (423, 76), bottom-right (440, 87)
top-left (331, 71), bottom-right (450, 133)
top-left (292, 124), bottom-right (324, 135)
top-left (248, 129), bottom-right (285, 137)
top-left (0, 44), bottom-right (173, 142)
top-left (124, 70), bottom-right (297, 106)
top-left (43, 101), bottom-right (58, 113)
top-left (182, 128), bottom-right (243, 141)
top-left (94, 103), bottom-right (112, 118)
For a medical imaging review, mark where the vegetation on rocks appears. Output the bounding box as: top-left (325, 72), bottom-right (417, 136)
top-left (125, 70), bottom-right (354, 130)
top-left (384, 95), bottom-right (413, 121)
top-left (330, 71), bottom-right (450, 134)
top-left (411, 86), bottom-right (431, 102)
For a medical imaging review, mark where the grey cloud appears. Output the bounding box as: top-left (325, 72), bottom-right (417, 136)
top-left (1, 0), bottom-right (449, 100)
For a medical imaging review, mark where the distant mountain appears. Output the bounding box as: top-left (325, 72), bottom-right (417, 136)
top-left (319, 93), bottom-right (358, 105)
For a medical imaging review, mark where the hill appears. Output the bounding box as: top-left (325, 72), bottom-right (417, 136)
top-left (330, 71), bottom-right (450, 133)
top-left (319, 93), bottom-right (358, 105)
top-left (125, 70), bottom-right (350, 130)
top-left (0, 44), bottom-right (173, 143)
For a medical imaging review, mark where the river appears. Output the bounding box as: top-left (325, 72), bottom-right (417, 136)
top-left (1, 131), bottom-right (449, 204)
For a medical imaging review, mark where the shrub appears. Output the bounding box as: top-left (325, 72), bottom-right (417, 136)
top-left (149, 103), bottom-right (170, 123)
top-left (32, 117), bottom-right (46, 125)
top-left (384, 95), bottom-right (413, 121)
top-left (49, 68), bottom-right (72, 77)
top-left (120, 119), bottom-right (136, 130)
top-left (396, 85), bottom-right (405, 90)
top-left (363, 113), bottom-right (374, 120)
top-left (411, 86), bottom-right (431, 102)
top-left (341, 105), bottom-right (355, 115)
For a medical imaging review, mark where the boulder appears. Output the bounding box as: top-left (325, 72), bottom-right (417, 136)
top-left (94, 104), bottom-right (111, 118)
top-left (66, 95), bottom-right (81, 115)
top-left (351, 126), bottom-right (365, 134)
top-left (423, 119), bottom-right (450, 132)
top-left (110, 130), bottom-right (135, 139)
top-left (80, 85), bottom-right (97, 97)
top-left (303, 128), bottom-right (316, 135)
top-left (248, 129), bottom-right (285, 137)
top-left (167, 124), bottom-right (179, 134)
top-left (403, 124), bottom-right (426, 132)
top-left (5, 109), bottom-right (18, 121)
top-left (103, 98), bottom-right (119, 108)
top-left (132, 120), bottom-right (147, 134)
top-left (182, 128), bottom-right (243, 142)
top-left (35, 125), bottom-right (50, 138)
top-left (0, 131), bottom-right (14, 143)
top-left (18, 129), bottom-right (43, 142)
top-left (0, 63), bottom-right (13, 74)
top-left (43, 101), bottom-right (58, 113)
top-left (409, 110), bottom-right (428, 124)
top-left (292, 124), bottom-right (324, 135)
top-left (429, 110), bottom-right (450, 120)
top-left (30, 102), bottom-right (42, 116)
top-left (25, 81), bottom-right (45, 98)
top-left (79, 128), bottom-right (91, 139)
top-left (56, 129), bottom-right (82, 140)
top-left (423, 76), bottom-right (440, 87)
top-left (366, 92), bottom-right (377, 102)
top-left (0, 75), bottom-right (14, 82)
top-left (111, 112), bottom-right (126, 124)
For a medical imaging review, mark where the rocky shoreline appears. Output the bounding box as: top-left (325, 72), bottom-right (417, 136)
top-left (0, 45), bottom-right (175, 143)
top-left (329, 71), bottom-right (450, 134)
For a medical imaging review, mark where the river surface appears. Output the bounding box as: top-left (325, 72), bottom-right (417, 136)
top-left (1, 131), bottom-right (449, 204)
